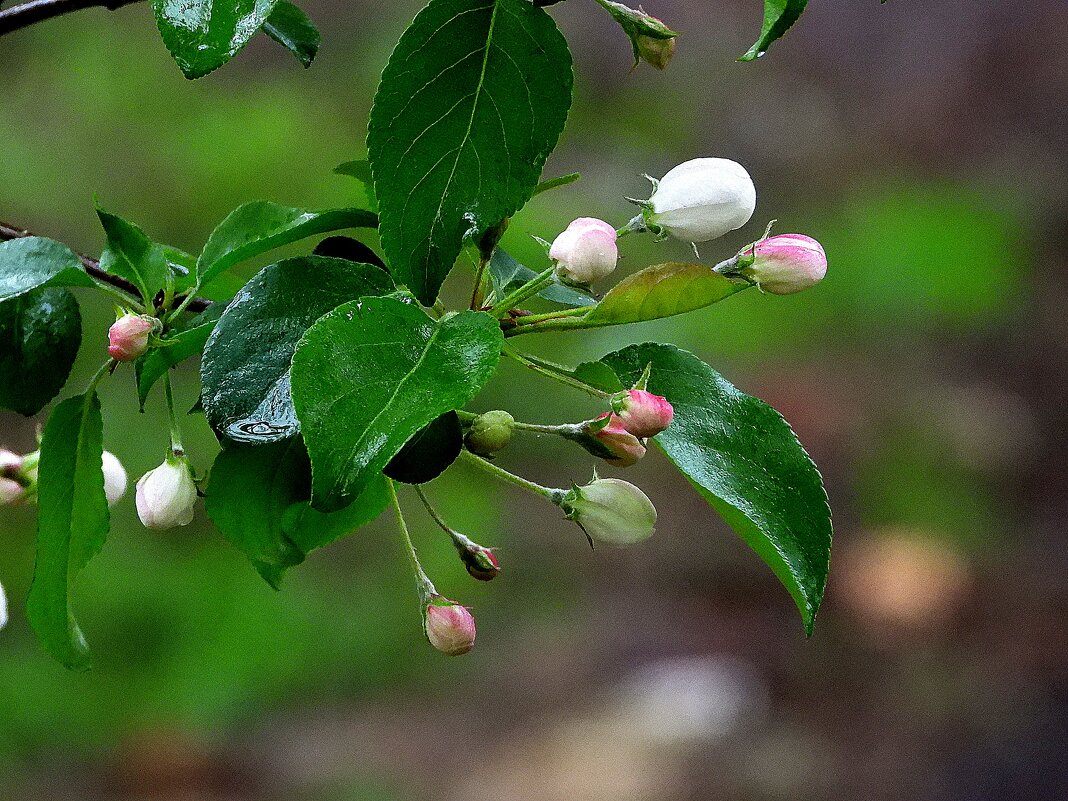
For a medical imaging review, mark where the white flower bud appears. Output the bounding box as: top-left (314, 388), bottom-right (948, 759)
top-left (645, 158), bottom-right (756, 242)
top-left (562, 477), bottom-right (657, 546)
top-left (136, 457), bottom-right (197, 529)
top-left (0, 579), bottom-right (7, 631)
top-left (102, 450), bottom-right (128, 507)
top-left (550, 217), bottom-right (619, 285)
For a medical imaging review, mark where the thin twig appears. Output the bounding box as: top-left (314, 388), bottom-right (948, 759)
top-left (0, 0), bottom-right (141, 36)
top-left (0, 220), bottom-right (210, 313)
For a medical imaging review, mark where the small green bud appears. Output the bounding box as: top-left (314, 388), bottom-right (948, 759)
top-left (465, 410), bottom-right (515, 456)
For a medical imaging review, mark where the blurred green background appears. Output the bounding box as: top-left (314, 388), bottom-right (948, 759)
top-left (2, 0), bottom-right (1066, 798)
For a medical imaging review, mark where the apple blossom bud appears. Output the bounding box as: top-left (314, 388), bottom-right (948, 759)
top-left (0, 450), bottom-right (25, 505)
top-left (107, 313), bottom-right (155, 361)
top-left (0, 579), bottom-right (7, 631)
top-left (636, 30), bottom-right (675, 70)
top-left (644, 158), bottom-right (756, 242)
top-left (597, 1), bottom-right (678, 70)
top-left (464, 410), bottom-right (515, 456)
top-left (562, 477), bottom-right (656, 546)
top-left (460, 543), bottom-right (500, 582)
top-left (735, 234), bottom-right (827, 294)
top-left (549, 217), bottom-right (618, 285)
top-left (424, 599), bottom-right (476, 656)
top-left (580, 413), bottom-right (646, 467)
top-left (613, 390), bottom-right (674, 438)
top-left (102, 451), bottom-right (128, 507)
top-left (136, 457), bottom-right (197, 529)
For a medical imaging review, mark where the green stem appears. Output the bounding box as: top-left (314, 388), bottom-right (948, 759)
top-left (163, 373), bottom-right (184, 457)
top-left (93, 280), bottom-right (145, 312)
top-left (503, 346), bottom-right (613, 399)
top-left (460, 450), bottom-right (565, 505)
top-left (166, 284), bottom-right (202, 324)
top-left (85, 360), bottom-right (114, 394)
top-left (470, 253), bottom-right (490, 310)
top-left (489, 266), bottom-right (555, 318)
top-left (387, 479), bottom-right (436, 599)
top-left (510, 306), bottom-right (593, 326)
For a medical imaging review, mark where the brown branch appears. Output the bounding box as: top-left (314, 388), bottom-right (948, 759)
top-left (0, 221), bottom-right (210, 313)
top-left (0, 0), bottom-right (141, 36)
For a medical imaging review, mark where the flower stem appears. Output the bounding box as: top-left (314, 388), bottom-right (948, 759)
top-left (85, 360), bottom-right (114, 394)
top-left (509, 306), bottom-right (593, 326)
top-left (387, 479), bottom-right (436, 599)
top-left (460, 450), bottom-right (565, 505)
top-left (488, 266), bottom-right (555, 318)
top-left (163, 373), bottom-right (184, 458)
top-left (503, 346), bottom-right (613, 399)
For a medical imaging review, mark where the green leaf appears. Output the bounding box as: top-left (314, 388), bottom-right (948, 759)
top-left (135, 304), bottom-right (223, 410)
top-left (383, 412), bottom-right (463, 484)
top-left (26, 392), bottom-right (109, 670)
top-left (263, 0), bottom-right (320, 68)
top-left (0, 288), bottom-right (82, 416)
top-left (201, 256), bottom-right (394, 443)
top-left (96, 207), bottom-right (171, 305)
top-left (205, 439), bottom-right (389, 588)
top-left (151, 0), bottom-right (281, 79)
top-left (586, 262), bottom-right (745, 325)
top-left (292, 297), bottom-right (503, 511)
top-left (598, 343), bottom-right (831, 634)
top-left (367, 0), bottom-right (573, 305)
top-left (197, 202), bottom-right (379, 288)
top-left (0, 237), bottom-right (95, 303)
top-left (739, 0), bottom-right (809, 61)
top-left (489, 249), bottom-right (594, 308)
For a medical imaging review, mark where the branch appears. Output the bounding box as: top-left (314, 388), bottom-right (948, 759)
top-left (0, 0), bottom-right (140, 35)
top-left (0, 221), bottom-right (210, 312)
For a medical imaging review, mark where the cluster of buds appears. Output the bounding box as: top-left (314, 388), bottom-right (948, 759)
top-left (107, 312), bottom-right (161, 362)
top-left (569, 380), bottom-right (674, 468)
top-left (1, 447), bottom-right (127, 507)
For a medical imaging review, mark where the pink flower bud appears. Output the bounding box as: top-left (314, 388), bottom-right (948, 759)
top-left (738, 234), bottom-right (827, 294)
top-left (0, 450), bottom-right (25, 505)
top-left (585, 413), bottom-right (647, 467)
top-left (614, 390), bottom-right (674, 438)
top-left (461, 544), bottom-right (500, 582)
top-left (549, 217), bottom-right (618, 285)
top-left (108, 314), bottom-right (155, 361)
top-left (424, 600), bottom-right (476, 656)
top-left (0, 478), bottom-right (23, 506)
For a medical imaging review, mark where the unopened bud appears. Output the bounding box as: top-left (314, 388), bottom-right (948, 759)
top-left (613, 390), bottom-right (674, 438)
top-left (424, 599), bottom-right (476, 656)
top-left (562, 477), bottom-right (657, 546)
top-left (643, 158), bottom-right (756, 243)
top-left (0, 450), bottom-right (25, 505)
top-left (581, 413), bottom-right (646, 467)
top-left (102, 450), bottom-right (128, 507)
top-left (0, 578), bottom-right (7, 631)
top-left (550, 217), bottom-right (618, 285)
top-left (136, 457), bottom-right (197, 529)
top-left (107, 313), bottom-right (156, 362)
top-left (598, 1), bottom-right (679, 70)
top-left (734, 234), bottom-right (827, 294)
top-left (465, 410), bottom-right (515, 456)
top-left (458, 541), bottom-right (500, 582)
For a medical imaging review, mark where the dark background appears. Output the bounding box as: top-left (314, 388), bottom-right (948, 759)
top-left (1, 0), bottom-right (1066, 798)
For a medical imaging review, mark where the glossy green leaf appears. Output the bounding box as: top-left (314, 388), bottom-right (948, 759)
top-left (0, 288), bottom-right (82, 416)
top-left (599, 343), bottom-right (831, 634)
top-left (383, 411), bottom-right (463, 484)
top-left (206, 439), bottom-right (389, 588)
top-left (27, 393), bottom-right (109, 670)
top-left (292, 297), bottom-right (503, 511)
top-left (367, 0), bottom-right (573, 305)
top-left (197, 202), bottom-right (378, 288)
top-left (96, 207), bottom-right (171, 305)
top-left (201, 256), bottom-right (394, 444)
top-left (586, 262), bottom-right (745, 325)
top-left (135, 304), bottom-right (223, 410)
top-left (151, 0), bottom-right (281, 79)
top-left (263, 1), bottom-right (320, 68)
top-left (489, 249), bottom-right (594, 308)
top-left (0, 237), bottom-right (94, 303)
top-left (739, 0), bottom-right (809, 61)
